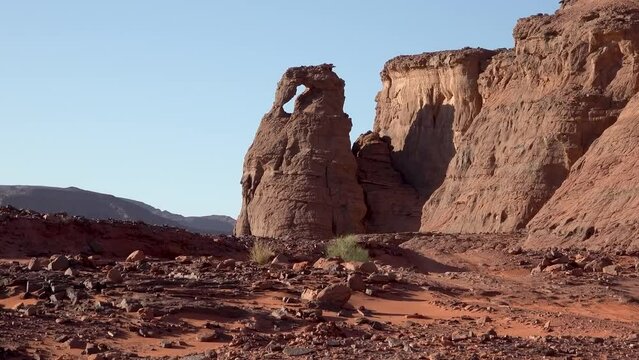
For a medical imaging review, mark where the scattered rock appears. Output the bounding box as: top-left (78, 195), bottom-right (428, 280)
top-left (125, 250), bottom-right (145, 262)
top-left (27, 258), bottom-right (44, 271)
top-left (48, 255), bottom-right (69, 271)
top-left (282, 347), bottom-right (315, 356)
top-left (65, 337), bottom-right (85, 349)
top-left (347, 274), bottom-right (366, 292)
top-left (106, 268), bottom-right (123, 283)
top-left (292, 261), bottom-right (309, 272)
top-left (602, 265), bottom-right (619, 276)
top-left (316, 284), bottom-right (351, 309)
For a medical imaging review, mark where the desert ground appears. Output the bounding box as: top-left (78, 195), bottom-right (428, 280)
top-left (1, 217), bottom-right (638, 359)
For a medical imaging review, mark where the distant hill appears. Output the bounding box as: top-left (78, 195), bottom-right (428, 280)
top-left (0, 185), bottom-right (235, 235)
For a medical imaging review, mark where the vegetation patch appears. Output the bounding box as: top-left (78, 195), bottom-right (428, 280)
top-left (250, 239), bottom-right (275, 265)
top-left (326, 235), bottom-right (369, 262)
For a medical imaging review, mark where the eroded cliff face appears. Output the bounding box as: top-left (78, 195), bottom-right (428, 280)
top-left (374, 48), bottom-right (497, 197)
top-left (419, 0), bottom-right (639, 233)
top-left (526, 93), bottom-right (639, 252)
top-left (353, 131), bottom-right (422, 233)
top-left (235, 64), bottom-right (366, 240)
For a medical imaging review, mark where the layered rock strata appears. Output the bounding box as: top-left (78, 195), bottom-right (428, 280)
top-left (374, 48), bottom-right (497, 197)
top-left (353, 131), bottom-right (422, 233)
top-left (235, 64), bottom-right (366, 240)
top-left (526, 93), bottom-right (639, 252)
top-left (420, 0), bottom-right (639, 233)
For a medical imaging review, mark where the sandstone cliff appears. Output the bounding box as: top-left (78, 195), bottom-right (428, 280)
top-left (526, 93), bottom-right (639, 252)
top-left (353, 131), bottom-right (422, 233)
top-left (418, 0), bottom-right (639, 233)
top-left (235, 64), bottom-right (366, 240)
top-left (374, 48), bottom-right (497, 197)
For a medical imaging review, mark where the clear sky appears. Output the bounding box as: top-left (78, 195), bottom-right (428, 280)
top-left (1, 1), bottom-right (559, 218)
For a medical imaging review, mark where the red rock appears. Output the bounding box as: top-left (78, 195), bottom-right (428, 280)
top-left (316, 284), bottom-right (351, 309)
top-left (527, 93), bottom-right (639, 253)
top-left (353, 132), bottom-right (422, 232)
top-left (313, 258), bottom-right (341, 271)
top-left (292, 261), bottom-right (309, 272)
top-left (125, 250), bottom-right (145, 262)
top-left (235, 64), bottom-right (366, 240)
top-left (418, 1), bottom-right (639, 234)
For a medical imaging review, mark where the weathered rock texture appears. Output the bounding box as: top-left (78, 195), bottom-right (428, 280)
top-left (353, 131), bottom-right (422, 232)
top-left (374, 48), bottom-right (497, 197)
top-left (235, 64), bottom-right (366, 240)
top-left (419, 0), bottom-right (639, 233)
top-left (526, 93), bottom-right (639, 252)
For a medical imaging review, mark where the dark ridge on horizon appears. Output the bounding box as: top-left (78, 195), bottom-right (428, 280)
top-left (0, 185), bottom-right (235, 235)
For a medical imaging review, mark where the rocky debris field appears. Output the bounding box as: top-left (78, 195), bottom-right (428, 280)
top-left (2, 232), bottom-right (639, 359)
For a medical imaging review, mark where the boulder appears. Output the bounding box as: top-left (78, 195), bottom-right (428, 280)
top-left (125, 250), bottom-right (145, 262)
top-left (47, 255), bottom-right (69, 271)
top-left (315, 284), bottom-right (351, 309)
top-left (106, 268), bottom-right (123, 284)
top-left (347, 274), bottom-right (366, 292)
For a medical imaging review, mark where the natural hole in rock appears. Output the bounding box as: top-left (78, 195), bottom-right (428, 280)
top-left (283, 85), bottom-right (306, 114)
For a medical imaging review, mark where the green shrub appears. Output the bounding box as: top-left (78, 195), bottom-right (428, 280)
top-left (250, 240), bottom-right (275, 265)
top-left (326, 235), bottom-right (369, 262)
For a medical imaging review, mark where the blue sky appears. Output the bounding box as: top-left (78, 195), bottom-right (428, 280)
top-left (0, 1), bottom-right (559, 217)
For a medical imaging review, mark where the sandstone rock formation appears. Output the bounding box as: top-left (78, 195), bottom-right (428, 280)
top-left (374, 48), bottom-right (497, 197)
top-left (353, 131), bottom-right (422, 232)
top-left (419, 0), bottom-right (639, 233)
top-left (526, 93), bottom-right (639, 252)
top-left (235, 64), bottom-right (366, 240)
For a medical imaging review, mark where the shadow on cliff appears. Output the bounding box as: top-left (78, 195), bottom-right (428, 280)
top-left (390, 104), bottom-right (456, 199)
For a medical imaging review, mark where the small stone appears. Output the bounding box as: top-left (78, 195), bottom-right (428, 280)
top-left (365, 288), bottom-right (375, 296)
top-left (270, 308), bottom-right (292, 320)
top-left (48, 255), bottom-right (70, 271)
top-left (367, 273), bottom-right (391, 284)
top-left (217, 258), bottom-right (235, 269)
top-left (85, 343), bottom-right (100, 355)
top-left (508, 246), bottom-right (523, 255)
top-left (359, 261), bottom-right (378, 274)
top-left (28, 257), bottom-right (44, 271)
top-left (315, 284), bottom-right (351, 309)
top-left (544, 321), bottom-right (552, 331)
top-left (160, 340), bottom-right (173, 348)
top-left (543, 264), bottom-right (567, 273)
top-left (292, 261), bottom-right (309, 272)
top-left (64, 268), bottom-right (77, 277)
top-left (66, 337), bottom-right (85, 349)
top-left (50, 292), bottom-right (65, 303)
top-left (197, 331), bottom-right (221, 342)
top-left (24, 306), bottom-right (37, 316)
top-left (125, 250), bottom-right (145, 262)
top-left (282, 347), bottom-right (315, 356)
top-left (300, 288), bottom-right (318, 302)
top-left (117, 298), bottom-right (141, 312)
top-left (271, 254), bottom-right (289, 264)
top-left (313, 258), bottom-right (341, 271)
top-left (451, 331), bottom-right (471, 341)
top-left (530, 265), bottom-right (543, 275)
top-left (347, 274), bottom-right (366, 292)
top-left (476, 316), bottom-right (492, 326)
top-left (584, 257), bottom-right (613, 272)
top-left (55, 335), bottom-right (69, 343)
top-left (138, 307), bottom-right (155, 320)
top-left (106, 268), bottom-right (123, 283)
top-left (602, 265), bottom-right (619, 276)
